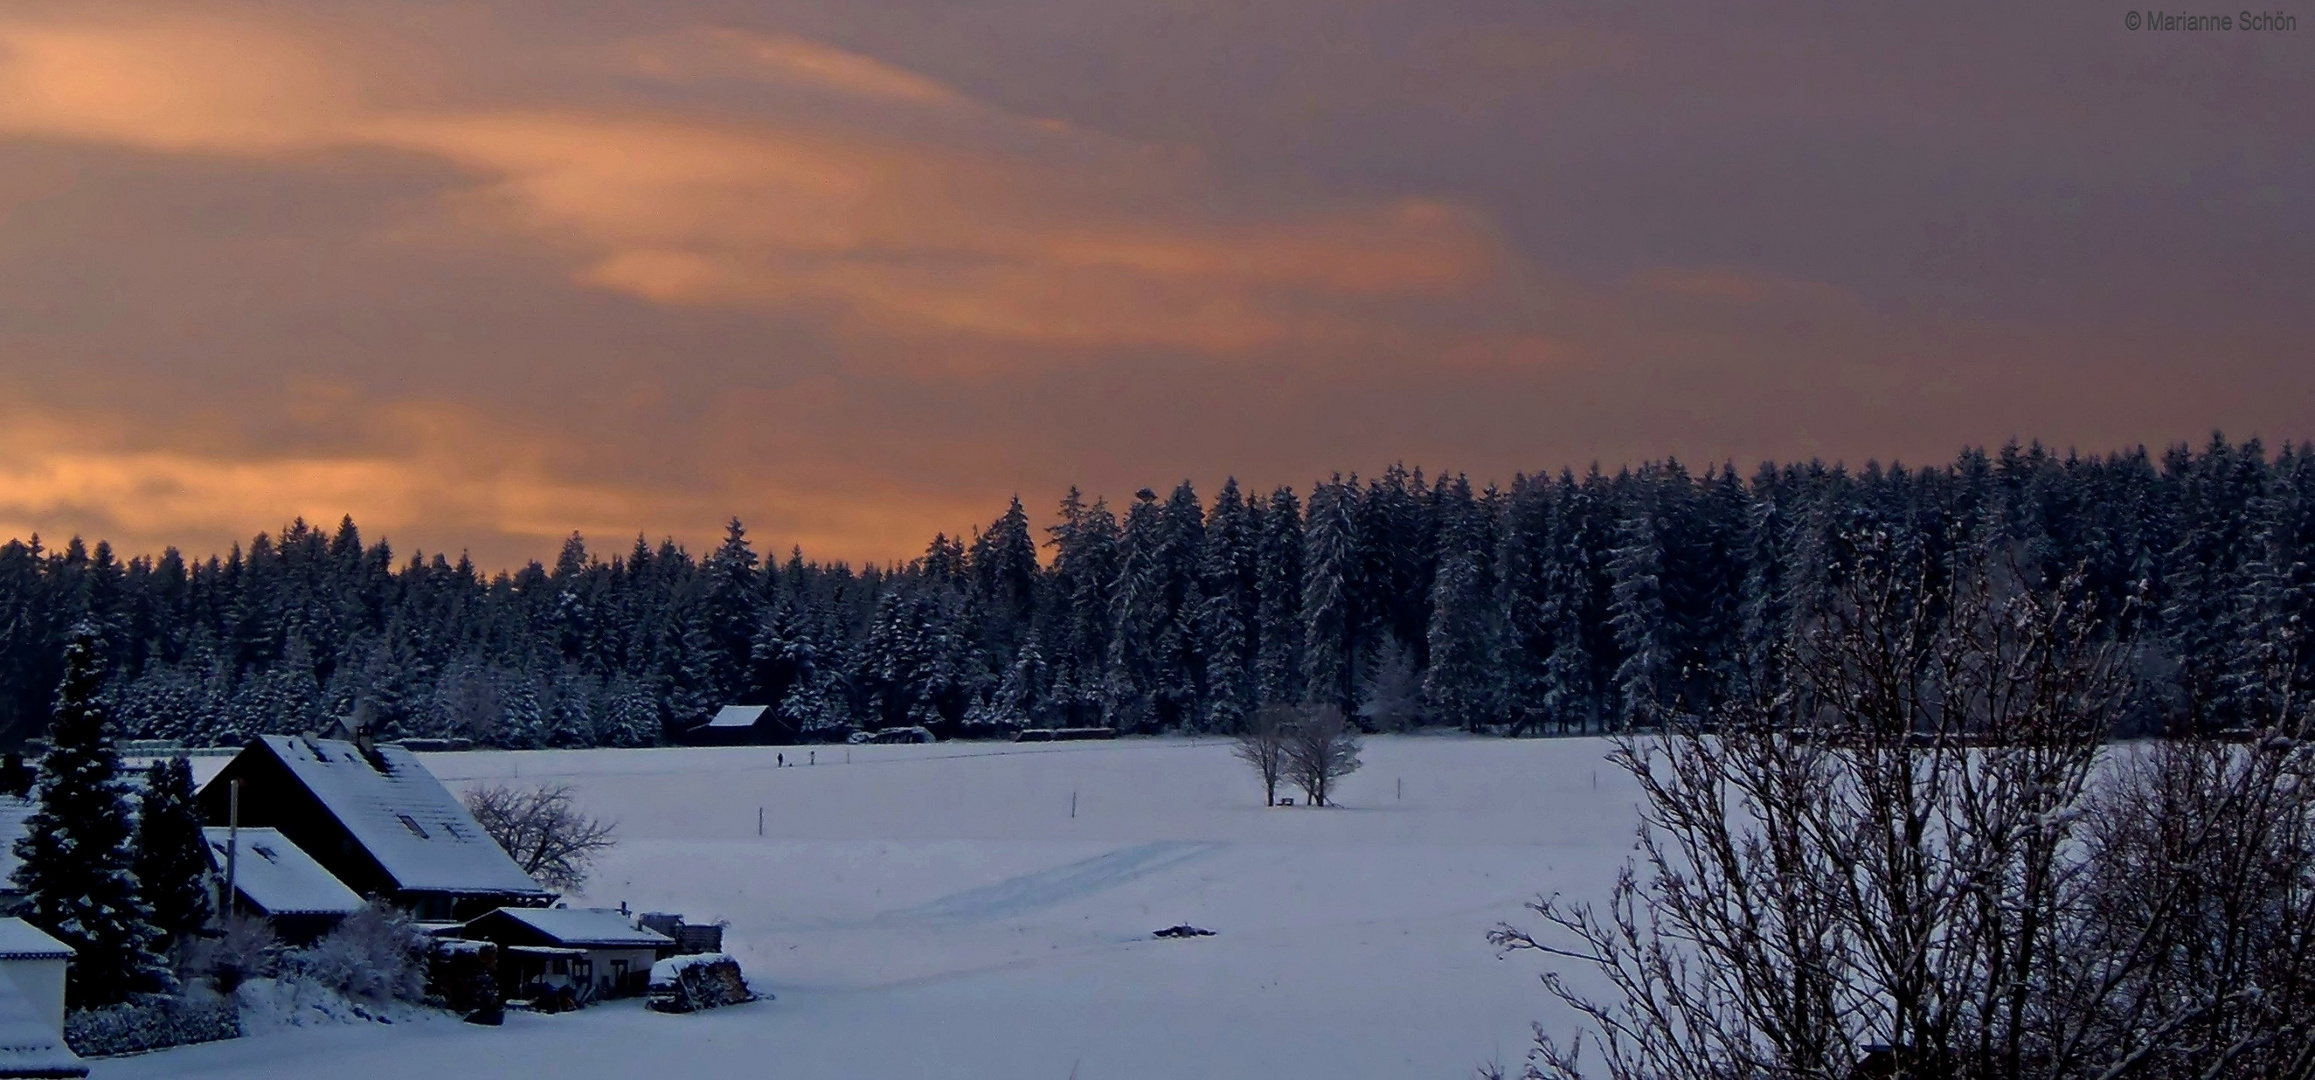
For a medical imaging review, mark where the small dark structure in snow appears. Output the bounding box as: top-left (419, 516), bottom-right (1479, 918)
top-left (647, 953), bottom-right (755, 1013)
top-left (677, 705), bottom-right (799, 747)
top-left (637, 912), bottom-right (724, 955)
top-left (463, 907), bottom-right (675, 1001)
top-left (203, 827), bottom-right (364, 944)
top-left (849, 726), bottom-right (934, 745)
top-left (1152, 924), bottom-right (1215, 939)
top-left (1013, 727), bottom-right (1118, 743)
top-left (427, 938), bottom-right (503, 1021)
top-left (196, 735), bottom-right (553, 922)
top-left (393, 738), bottom-right (475, 752)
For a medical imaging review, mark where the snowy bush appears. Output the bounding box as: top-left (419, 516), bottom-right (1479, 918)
top-left (278, 902), bottom-right (429, 1006)
top-left (233, 974), bottom-right (438, 1032)
top-left (64, 992), bottom-right (239, 1057)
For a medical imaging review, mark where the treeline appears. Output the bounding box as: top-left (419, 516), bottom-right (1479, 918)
top-left (0, 435), bottom-right (2308, 748)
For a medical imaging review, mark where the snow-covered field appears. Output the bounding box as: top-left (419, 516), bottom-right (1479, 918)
top-left (110, 735), bottom-right (1644, 1079)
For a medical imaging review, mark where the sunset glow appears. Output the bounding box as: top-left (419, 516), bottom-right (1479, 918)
top-left (1, 0), bottom-right (2306, 566)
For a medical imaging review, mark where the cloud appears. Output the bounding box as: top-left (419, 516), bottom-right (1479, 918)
top-left (0, 9), bottom-right (1503, 356)
top-left (631, 27), bottom-right (966, 107)
top-left (0, 15), bottom-right (363, 153)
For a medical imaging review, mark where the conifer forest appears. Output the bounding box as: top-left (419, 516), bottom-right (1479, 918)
top-left (1, 436), bottom-right (2308, 749)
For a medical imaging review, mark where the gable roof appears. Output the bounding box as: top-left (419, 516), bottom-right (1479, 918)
top-left (242, 736), bottom-right (547, 898)
top-left (0, 918), bottom-right (70, 961)
top-left (705, 705), bottom-right (769, 729)
top-left (204, 827), bottom-right (365, 917)
top-left (471, 907), bottom-right (674, 949)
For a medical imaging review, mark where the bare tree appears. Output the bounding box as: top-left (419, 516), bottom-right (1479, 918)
top-left (1235, 705), bottom-right (1293, 806)
top-left (463, 783), bottom-right (617, 893)
top-left (1286, 704), bottom-right (1362, 807)
top-left (1489, 531), bottom-right (2315, 1080)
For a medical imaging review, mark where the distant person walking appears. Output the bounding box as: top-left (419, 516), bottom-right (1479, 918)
top-left (777, 753), bottom-right (785, 768)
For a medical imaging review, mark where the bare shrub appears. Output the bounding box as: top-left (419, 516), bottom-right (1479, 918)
top-left (1491, 533), bottom-right (2315, 1080)
top-left (462, 783), bottom-right (617, 893)
top-left (1234, 705), bottom-right (1293, 806)
top-left (185, 913), bottom-right (279, 993)
top-left (1285, 704), bottom-right (1362, 807)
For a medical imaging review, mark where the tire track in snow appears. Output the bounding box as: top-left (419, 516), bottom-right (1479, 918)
top-left (880, 841), bottom-right (1223, 925)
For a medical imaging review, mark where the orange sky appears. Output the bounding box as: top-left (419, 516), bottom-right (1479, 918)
top-left (0, 1), bottom-right (2308, 568)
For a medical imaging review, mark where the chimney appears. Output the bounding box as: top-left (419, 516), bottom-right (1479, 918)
top-left (351, 699), bottom-right (378, 760)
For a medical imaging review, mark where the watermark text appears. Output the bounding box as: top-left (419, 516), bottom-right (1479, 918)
top-left (2126, 10), bottom-right (2298, 29)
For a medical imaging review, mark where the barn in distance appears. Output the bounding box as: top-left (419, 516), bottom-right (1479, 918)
top-left (677, 704), bottom-right (797, 746)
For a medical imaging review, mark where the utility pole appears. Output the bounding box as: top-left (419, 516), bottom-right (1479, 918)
top-left (224, 778), bottom-right (242, 918)
top-left (758, 807), bottom-right (764, 837)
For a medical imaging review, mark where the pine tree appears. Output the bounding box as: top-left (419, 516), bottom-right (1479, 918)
top-left (1423, 477), bottom-right (1499, 731)
top-left (134, 756), bottom-right (213, 953)
top-left (1199, 480), bottom-right (1260, 732)
top-left (1153, 482), bottom-right (1208, 728)
top-left (13, 628), bottom-right (173, 1007)
top-left (1496, 474), bottom-right (1557, 734)
top-left (973, 496), bottom-right (1040, 651)
top-left (1255, 486), bottom-right (1306, 707)
top-left (1303, 478), bottom-right (1364, 716)
top-left (1608, 485), bottom-right (1675, 729)
top-left (1545, 471), bottom-right (1619, 734)
top-left (703, 519), bottom-right (766, 700)
top-left (1046, 489), bottom-right (1120, 727)
top-left (1106, 490), bottom-right (1167, 732)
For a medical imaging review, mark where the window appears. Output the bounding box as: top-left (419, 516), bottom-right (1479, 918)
top-left (397, 814), bottom-right (430, 839)
top-left (251, 844), bottom-right (280, 863)
top-left (440, 821), bottom-right (466, 840)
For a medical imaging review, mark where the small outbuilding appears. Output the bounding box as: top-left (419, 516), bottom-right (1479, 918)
top-left (0, 918), bottom-right (79, 1078)
top-left (678, 705), bottom-right (798, 746)
top-left (0, 983), bottom-right (80, 1079)
top-left (461, 908), bottom-right (674, 1001)
top-left (204, 827), bottom-right (366, 943)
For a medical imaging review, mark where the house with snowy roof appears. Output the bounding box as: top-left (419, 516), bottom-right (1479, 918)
top-left (196, 735), bottom-right (552, 922)
top-left (202, 827), bottom-right (365, 943)
top-left (461, 907), bottom-right (675, 1001)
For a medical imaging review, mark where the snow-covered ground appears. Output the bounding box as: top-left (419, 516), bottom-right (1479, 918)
top-left (113, 735), bottom-right (1644, 1079)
